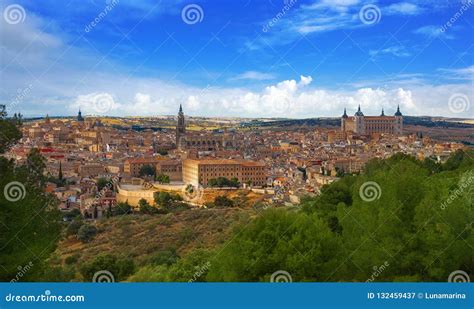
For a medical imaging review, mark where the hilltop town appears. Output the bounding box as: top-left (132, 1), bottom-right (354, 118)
top-left (3, 105), bottom-right (469, 220)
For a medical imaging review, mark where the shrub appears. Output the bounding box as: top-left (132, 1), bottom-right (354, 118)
top-left (66, 219), bottom-right (84, 236)
top-left (149, 249), bottom-right (179, 266)
top-left (65, 253), bottom-right (80, 265)
top-left (155, 173), bottom-right (170, 184)
top-left (80, 254), bottom-right (135, 282)
top-left (214, 196), bottom-right (234, 208)
top-left (76, 224), bottom-right (98, 243)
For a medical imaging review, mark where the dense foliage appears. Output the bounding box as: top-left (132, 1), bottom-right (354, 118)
top-left (208, 177), bottom-right (240, 188)
top-left (128, 151), bottom-right (473, 282)
top-left (206, 151), bottom-right (473, 282)
top-left (80, 254), bottom-right (135, 282)
top-left (0, 111), bottom-right (61, 281)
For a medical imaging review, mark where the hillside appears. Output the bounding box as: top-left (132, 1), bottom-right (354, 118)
top-left (50, 207), bottom-right (257, 281)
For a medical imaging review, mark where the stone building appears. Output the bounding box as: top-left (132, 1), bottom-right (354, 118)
top-left (175, 105), bottom-right (236, 151)
top-left (182, 158), bottom-right (267, 187)
top-left (341, 105), bottom-right (403, 135)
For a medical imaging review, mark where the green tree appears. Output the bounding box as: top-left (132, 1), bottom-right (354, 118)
top-left (0, 112), bottom-right (61, 281)
top-left (80, 254), bottom-right (135, 282)
top-left (66, 219), bottom-right (84, 236)
top-left (129, 249), bottom-right (213, 282)
top-left (207, 177), bottom-right (240, 188)
top-left (97, 177), bottom-right (110, 191)
top-left (213, 196), bottom-right (234, 208)
top-left (63, 208), bottom-right (81, 221)
top-left (139, 164), bottom-right (156, 178)
top-left (138, 198), bottom-right (163, 214)
top-left (149, 249), bottom-right (179, 266)
top-left (109, 202), bottom-right (133, 216)
top-left (206, 151), bottom-right (474, 282)
top-left (77, 224), bottom-right (98, 243)
top-left (154, 191), bottom-right (183, 208)
top-left (155, 173), bottom-right (170, 184)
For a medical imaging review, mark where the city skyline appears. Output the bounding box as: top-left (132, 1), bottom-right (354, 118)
top-left (1, 0), bottom-right (473, 118)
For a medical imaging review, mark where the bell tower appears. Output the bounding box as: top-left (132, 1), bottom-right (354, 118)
top-left (176, 104), bottom-right (186, 149)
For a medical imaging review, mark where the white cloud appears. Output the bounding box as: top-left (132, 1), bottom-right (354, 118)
top-left (386, 2), bottom-right (422, 15)
top-left (231, 71), bottom-right (276, 81)
top-left (73, 93), bottom-right (119, 115)
top-left (438, 66), bottom-right (474, 81)
top-left (414, 25), bottom-right (454, 39)
top-left (369, 46), bottom-right (411, 58)
top-left (1, 2), bottom-right (472, 120)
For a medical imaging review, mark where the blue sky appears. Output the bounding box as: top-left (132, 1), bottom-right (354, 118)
top-left (0, 0), bottom-right (473, 117)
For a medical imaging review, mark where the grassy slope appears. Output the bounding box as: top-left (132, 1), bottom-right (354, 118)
top-left (54, 207), bottom-right (257, 278)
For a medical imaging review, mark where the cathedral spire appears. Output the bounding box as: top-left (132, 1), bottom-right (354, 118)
top-left (179, 104), bottom-right (183, 113)
top-left (381, 108), bottom-right (385, 116)
top-left (77, 109), bottom-right (84, 122)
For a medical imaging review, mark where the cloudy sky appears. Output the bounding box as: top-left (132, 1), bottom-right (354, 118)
top-left (0, 0), bottom-right (473, 118)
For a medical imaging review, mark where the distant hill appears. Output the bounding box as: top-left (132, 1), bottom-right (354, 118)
top-left (240, 116), bottom-right (474, 129)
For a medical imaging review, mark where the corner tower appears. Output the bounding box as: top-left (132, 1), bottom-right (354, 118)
top-left (354, 105), bottom-right (365, 135)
